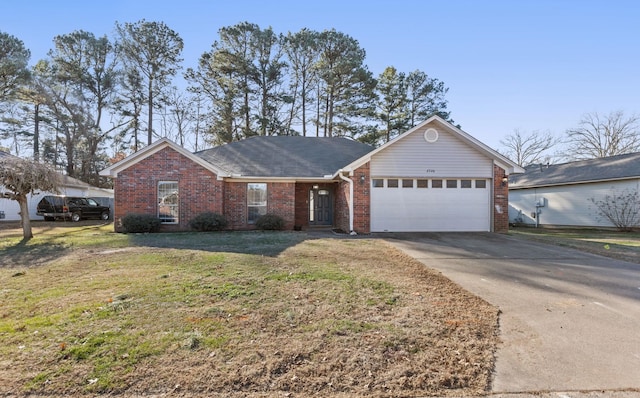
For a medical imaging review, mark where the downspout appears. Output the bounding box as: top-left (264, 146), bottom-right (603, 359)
top-left (338, 170), bottom-right (357, 235)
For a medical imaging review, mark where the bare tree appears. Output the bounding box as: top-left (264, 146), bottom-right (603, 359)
top-left (589, 188), bottom-right (640, 232)
top-left (159, 87), bottom-right (197, 148)
top-left (0, 156), bottom-right (61, 240)
top-left (500, 129), bottom-right (561, 166)
top-left (566, 111), bottom-right (640, 159)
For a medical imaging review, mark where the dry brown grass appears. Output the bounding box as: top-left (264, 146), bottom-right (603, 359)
top-left (0, 224), bottom-right (499, 397)
top-left (510, 227), bottom-right (640, 264)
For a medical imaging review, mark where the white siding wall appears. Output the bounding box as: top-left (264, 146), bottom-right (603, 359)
top-left (509, 180), bottom-right (640, 227)
top-left (369, 123), bottom-right (494, 232)
top-left (371, 124), bottom-right (493, 177)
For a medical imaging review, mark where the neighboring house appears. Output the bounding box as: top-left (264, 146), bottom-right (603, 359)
top-left (509, 152), bottom-right (640, 228)
top-left (100, 115), bottom-right (523, 233)
top-left (0, 151), bottom-right (114, 221)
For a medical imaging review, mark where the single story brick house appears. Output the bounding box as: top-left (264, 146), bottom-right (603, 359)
top-left (509, 152), bottom-right (640, 228)
top-left (100, 116), bottom-right (523, 233)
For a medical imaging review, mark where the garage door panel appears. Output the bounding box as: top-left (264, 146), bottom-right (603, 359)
top-left (371, 182), bottom-right (490, 232)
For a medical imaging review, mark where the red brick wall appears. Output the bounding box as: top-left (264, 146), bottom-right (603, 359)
top-left (334, 180), bottom-right (349, 233)
top-left (113, 146), bottom-right (223, 232)
top-left (493, 164), bottom-right (509, 233)
top-left (224, 181), bottom-right (296, 230)
top-left (223, 182), bottom-right (247, 229)
top-left (267, 182), bottom-right (296, 230)
top-left (353, 163), bottom-right (371, 233)
top-left (335, 163), bottom-right (371, 234)
top-left (295, 182), bottom-right (335, 230)
top-left (294, 183), bottom-right (311, 229)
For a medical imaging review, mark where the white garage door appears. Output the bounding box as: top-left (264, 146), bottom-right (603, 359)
top-left (370, 178), bottom-right (491, 232)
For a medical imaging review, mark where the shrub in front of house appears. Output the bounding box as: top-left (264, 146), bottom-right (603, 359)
top-left (255, 214), bottom-right (285, 230)
top-left (121, 213), bottom-right (162, 233)
top-left (189, 212), bottom-right (228, 232)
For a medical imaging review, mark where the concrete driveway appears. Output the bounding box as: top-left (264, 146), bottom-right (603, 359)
top-left (383, 232), bottom-right (640, 395)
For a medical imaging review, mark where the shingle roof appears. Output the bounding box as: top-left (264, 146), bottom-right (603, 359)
top-left (510, 152), bottom-right (640, 189)
top-left (195, 136), bottom-right (373, 178)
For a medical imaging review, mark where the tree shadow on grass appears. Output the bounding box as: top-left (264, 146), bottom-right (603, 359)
top-left (124, 230), bottom-right (324, 257)
top-left (0, 238), bottom-right (69, 268)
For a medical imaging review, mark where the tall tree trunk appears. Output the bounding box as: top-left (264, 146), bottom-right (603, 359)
top-left (301, 77), bottom-right (306, 137)
top-left (323, 95), bottom-right (329, 137)
top-left (133, 116), bottom-right (139, 152)
top-left (386, 117), bottom-right (391, 143)
top-left (18, 195), bottom-right (33, 240)
top-left (316, 81), bottom-right (321, 137)
top-left (244, 88), bottom-right (250, 136)
top-left (286, 83), bottom-right (297, 135)
top-left (261, 86), bottom-right (268, 136)
top-left (194, 100), bottom-right (201, 151)
top-left (147, 77), bottom-right (154, 145)
top-left (327, 88), bottom-right (335, 137)
top-left (33, 104), bottom-right (40, 162)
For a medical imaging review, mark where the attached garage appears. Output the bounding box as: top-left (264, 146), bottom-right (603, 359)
top-left (341, 117), bottom-right (524, 233)
top-left (370, 177), bottom-right (491, 232)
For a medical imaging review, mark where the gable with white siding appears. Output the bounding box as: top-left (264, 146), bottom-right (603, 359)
top-left (341, 115), bottom-right (523, 232)
top-left (370, 122), bottom-right (494, 178)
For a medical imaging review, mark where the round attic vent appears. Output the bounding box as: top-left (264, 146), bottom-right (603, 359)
top-left (424, 128), bottom-right (439, 143)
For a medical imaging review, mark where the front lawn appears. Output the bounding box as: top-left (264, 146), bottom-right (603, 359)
top-left (0, 223), bottom-right (499, 397)
top-left (510, 227), bottom-right (640, 264)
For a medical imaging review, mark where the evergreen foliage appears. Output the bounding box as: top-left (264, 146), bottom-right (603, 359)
top-left (189, 212), bottom-right (228, 231)
top-left (121, 213), bottom-right (162, 233)
top-left (255, 213), bottom-right (286, 230)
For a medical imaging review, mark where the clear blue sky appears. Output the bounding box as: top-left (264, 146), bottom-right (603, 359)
top-left (2, 0), bottom-right (639, 150)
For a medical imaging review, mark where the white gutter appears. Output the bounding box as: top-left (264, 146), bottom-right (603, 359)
top-left (338, 170), bottom-right (357, 235)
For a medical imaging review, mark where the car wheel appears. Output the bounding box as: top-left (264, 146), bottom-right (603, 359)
top-left (71, 212), bottom-right (81, 222)
top-left (101, 212), bottom-right (110, 221)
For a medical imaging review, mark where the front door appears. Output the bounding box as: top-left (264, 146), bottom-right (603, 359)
top-left (309, 188), bottom-right (332, 226)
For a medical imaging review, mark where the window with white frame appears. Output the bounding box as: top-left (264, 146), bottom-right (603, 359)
top-left (158, 181), bottom-right (179, 223)
top-left (247, 183), bottom-right (267, 224)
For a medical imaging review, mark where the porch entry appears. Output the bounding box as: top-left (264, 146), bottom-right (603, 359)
top-left (309, 188), bottom-right (332, 226)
